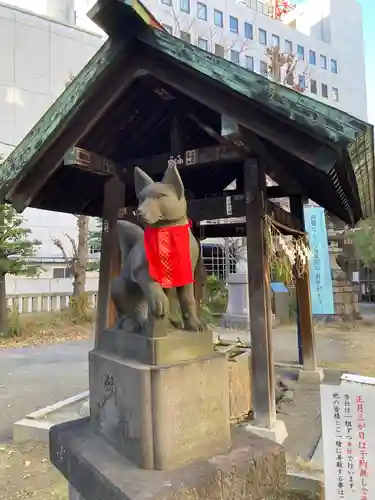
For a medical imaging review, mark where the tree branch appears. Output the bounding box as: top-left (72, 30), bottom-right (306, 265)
top-left (51, 237), bottom-right (71, 264)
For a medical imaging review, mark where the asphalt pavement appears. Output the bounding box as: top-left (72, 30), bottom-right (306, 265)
top-left (0, 338), bottom-right (92, 441)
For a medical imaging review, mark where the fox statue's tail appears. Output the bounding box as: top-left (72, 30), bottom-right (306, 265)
top-left (116, 220), bottom-right (144, 266)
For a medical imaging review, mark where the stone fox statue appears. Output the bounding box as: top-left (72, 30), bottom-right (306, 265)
top-left (111, 164), bottom-right (203, 332)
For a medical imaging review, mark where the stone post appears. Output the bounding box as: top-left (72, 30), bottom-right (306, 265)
top-left (329, 239), bottom-right (360, 320)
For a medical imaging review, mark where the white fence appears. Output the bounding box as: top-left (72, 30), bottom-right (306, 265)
top-left (6, 277), bottom-right (99, 314)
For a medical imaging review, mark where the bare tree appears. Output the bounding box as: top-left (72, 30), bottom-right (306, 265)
top-left (265, 45), bottom-right (310, 93)
top-left (52, 215), bottom-right (89, 297)
top-left (207, 26), bottom-right (251, 58)
top-left (228, 236), bottom-right (247, 264)
top-left (163, 4), bottom-right (197, 36)
top-left (165, 8), bottom-right (251, 58)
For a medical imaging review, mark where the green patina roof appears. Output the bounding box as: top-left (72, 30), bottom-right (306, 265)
top-left (0, 0), bottom-right (373, 222)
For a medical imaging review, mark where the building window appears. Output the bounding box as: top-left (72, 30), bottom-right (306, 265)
top-left (245, 55), bottom-right (254, 70)
top-left (332, 87), bottom-right (339, 101)
top-left (244, 22), bottom-right (253, 39)
top-left (331, 59), bottom-right (338, 74)
top-left (161, 0), bottom-right (172, 5)
top-left (214, 9), bottom-right (223, 27)
top-left (297, 44), bottom-right (304, 60)
top-left (260, 60), bottom-right (268, 76)
top-left (285, 39), bottom-right (292, 55)
top-left (321, 83), bottom-right (328, 98)
top-left (320, 54), bottom-right (327, 69)
top-left (215, 44), bottom-right (224, 57)
top-left (272, 34), bottom-right (280, 47)
top-left (197, 37), bottom-right (208, 51)
top-left (259, 28), bottom-right (267, 45)
top-left (298, 74), bottom-right (306, 89)
top-left (309, 50), bottom-right (316, 65)
top-left (310, 79), bottom-right (317, 94)
top-left (180, 0), bottom-right (190, 13)
top-left (229, 16), bottom-right (239, 33)
top-left (180, 31), bottom-right (191, 43)
top-left (162, 24), bottom-right (172, 34)
top-left (197, 2), bottom-right (207, 21)
top-left (230, 49), bottom-right (240, 64)
top-left (53, 267), bottom-right (73, 279)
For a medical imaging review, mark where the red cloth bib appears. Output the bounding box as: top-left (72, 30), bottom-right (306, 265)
top-left (144, 222), bottom-right (194, 288)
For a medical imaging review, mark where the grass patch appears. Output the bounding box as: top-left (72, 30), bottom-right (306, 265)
top-left (0, 309), bottom-right (94, 349)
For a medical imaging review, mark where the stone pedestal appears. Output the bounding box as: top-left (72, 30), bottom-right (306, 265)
top-left (221, 272), bottom-right (277, 330)
top-left (51, 419), bottom-right (286, 500)
top-left (221, 272), bottom-right (250, 329)
top-left (50, 320), bottom-right (286, 499)
top-left (89, 349), bottom-right (231, 470)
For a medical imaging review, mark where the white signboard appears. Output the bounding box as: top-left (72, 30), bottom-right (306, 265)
top-left (321, 382), bottom-right (375, 500)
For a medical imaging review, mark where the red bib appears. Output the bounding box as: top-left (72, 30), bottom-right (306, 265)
top-left (144, 222), bottom-right (194, 288)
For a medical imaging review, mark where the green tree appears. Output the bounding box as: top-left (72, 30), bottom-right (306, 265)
top-left (0, 204), bottom-right (41, 334)
top-left (351, 216), bottom-right (375, 268)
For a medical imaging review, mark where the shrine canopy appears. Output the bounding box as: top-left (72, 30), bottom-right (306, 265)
top-left (0, 0), bottom-right (373, 226)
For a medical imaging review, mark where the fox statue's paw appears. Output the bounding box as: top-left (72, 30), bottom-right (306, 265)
top-left (147, 286), bottom-right (169, 318)
top-left (184, 316), bottom-right (204, 332)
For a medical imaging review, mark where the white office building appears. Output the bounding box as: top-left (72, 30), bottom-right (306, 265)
top-left (5, 0), bottom-right (368, 121)
top-left (143, 0), bottom-right (367, 121)
top-left (0, 0), bottom-right (369, 295)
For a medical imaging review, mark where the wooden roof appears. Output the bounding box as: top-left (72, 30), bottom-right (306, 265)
top-left (0, 0), bottom-right (373, 225)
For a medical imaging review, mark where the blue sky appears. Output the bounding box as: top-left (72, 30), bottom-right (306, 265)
top-left (358, 0), bottom-right (374, 124)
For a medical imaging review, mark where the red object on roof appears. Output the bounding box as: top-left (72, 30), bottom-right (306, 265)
top-left (273, 0), bottom-right (296, 19)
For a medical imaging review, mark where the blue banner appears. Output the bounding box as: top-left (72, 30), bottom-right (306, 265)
top-left (303, 206), bottom-right (334, 315)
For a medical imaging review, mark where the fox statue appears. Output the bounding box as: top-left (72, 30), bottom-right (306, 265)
top-left (111, 163), bottom-right (203, 333)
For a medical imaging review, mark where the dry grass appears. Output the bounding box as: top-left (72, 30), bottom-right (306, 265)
top-left (0, 311), bottom-right (93, 350)
top-left (315, 319), bottom-right (375, 376)
top-left (0, 443), bottom-right (67, 500)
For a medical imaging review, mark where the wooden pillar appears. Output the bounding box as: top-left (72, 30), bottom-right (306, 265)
top-left (170, 113), bottom-right (184, 155)
top-left (95, 176), bottom-right (125, 347)
top-left (290, 195), bottom-right (317, 372)
top-left (244, 158), bottom-right (276, 428)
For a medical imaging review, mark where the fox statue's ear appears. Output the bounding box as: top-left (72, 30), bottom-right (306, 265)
top-left (162, 164), bottom-right (184, 199)
top-left (134, 166), bottom-right (154, 198)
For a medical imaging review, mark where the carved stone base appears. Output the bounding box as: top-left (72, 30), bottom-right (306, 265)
top-left (89, 349), bottom-right (231, 470)
top-left (97, 327), bottom-right (213, 365)
top-left (51, 419), bottom-right (286, 500)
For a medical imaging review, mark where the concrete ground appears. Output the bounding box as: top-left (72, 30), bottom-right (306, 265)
top-left (0, 339), bottom-right (92, 442)
top-left (0, 321), bottom-right (347, 443)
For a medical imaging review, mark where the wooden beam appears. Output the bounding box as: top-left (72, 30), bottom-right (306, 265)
top-left (95, 176), bottom-right (125, 346)
top-left (125, 195), bottom-right (301, 231)
top-left (290, 195), bottom-right (317, 372)
top-left (63, 147), bottom-right (117, 176)
top-left (238, 125), bottom-right (304, 195)
top-left (120, 144), bottom-right (245, 179)
top-left (170, 112), bottom-right (184, 154)
top-left (139, 51), bottom-right (338, 173)
top-left (267, 186), bottom-right (292, 198)
top-left (62, 145), bottom-right (298, 200)
top-left (244, 157), bottom-right (276, 428)
top-left (182, 109), bottom-right (304, 196)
